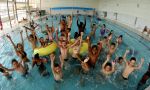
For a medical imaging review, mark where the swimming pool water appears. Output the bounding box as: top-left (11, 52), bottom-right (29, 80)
top-left (0, 15), bottom-right (150, 90)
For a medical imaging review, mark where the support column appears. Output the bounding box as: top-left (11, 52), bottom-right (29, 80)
top-left (14, 0), bottom-right (18, 22)
top-left (7, 0), bottom-right (12, 28)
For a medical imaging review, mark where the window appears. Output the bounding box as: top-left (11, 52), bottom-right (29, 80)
top-left (16, 0), bottom-right (26, 2)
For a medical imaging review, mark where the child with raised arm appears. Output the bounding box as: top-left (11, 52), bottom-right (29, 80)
top-left (67, 15), bottom-right (72, 31)
top-left (107, 38), bottom-right (119, 57)
top-left (102, 55), bottom-right (116, 75)
top-left (122, 49), bottom-right (144, 80)
top-left (25, 29), bottom-right (37, 49)
top-left (50, 53), bottom-right (63, 82)
top-left (6, 31), bottom-right (30, 70)
top-left (1, 59), bottom-right (29, 78)
top-left (77, 15), bottom-right (86, 35)
top-left (70, 32), bottom-right (83, 59)
top-left (45, 24), bottom-right (54, 43)
top-left (90, 17), bottom-right (97, 38)
top-left (87, 36), bottom-right (102, 68)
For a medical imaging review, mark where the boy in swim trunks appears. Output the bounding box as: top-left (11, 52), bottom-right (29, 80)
top-left (77, 15), bottom-right (86, 36)
top-left (0, 64), bottom-right (12, 80)
top-left (1, 59), bottom-right (29, 78)
top-left (50, 53), bottom-right (63, 82)
top-left (39, 37), bottom-right (48, 47)
top-left (70, 32), bottom-right (83, 59)
top-left (56, 35), bottom-right (69, 69)
top-left (107, 38), bottom-right (119, 57)
top-left (117, 35), bottom-right (123, 45)
top-left (102, 55), bottom-right (116, 75)
top-left (67, 15), bottom-right (72, 30)
top-left (122, 49), bottom-right (144, 80)
top-left (60, 19), bottom-right (66, 33)
top-left (87, 36), bottom-right (102, 68)
top-left (45, 24), bottom-right (54, 43)
top-left (25, 29), bottom-right (37, 50)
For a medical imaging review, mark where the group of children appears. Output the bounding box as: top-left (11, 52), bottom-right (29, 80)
top-left (0, 14), bottom-right (149, 89)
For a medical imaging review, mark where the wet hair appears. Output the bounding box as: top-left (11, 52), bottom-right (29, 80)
top-left (62, 19), bottom-right (65, 22)
top-left (16, 43), bottom-right (22, 48)
top-left (110, 30), bottom-right (113, 33)
top-left (130, 57), bottom-right (136, 61)
top-left (118, 57), bottom-right (123, 61)
top-left (67, 28), bottom-right (71, 32)
top-left (103, 24), bottom-right (106, 28)
top-left (104, 36), bottom-right (107, 39)
top-left (104, 62), bottom-right (112, 69)
top-left (74, 32), bottom-right (79, 39)
top-left (111, 42), bottom-right (116, 46)
top-left (40, 37), bottom-right (44, 39)
top-left (108, 32), bottom-right (112, 36)
top-left (54, 63), bottom-right (60, 67)
top-left (29, 34), bottom-right (34, 38)
top-left (34, 53), bottom-right (40, 59)
top-left (61, 33), bottom-right (65, 37)
top-left (92, 45), bottom-right (98, 50)
top-left (80, 22), bottom-right (83, 26)
top-left (119, 35), bottom-right (123, 38)
top-left (12, 59), bottom-right (18, 64)
top-left (93, 24), bottom-right (96, 26)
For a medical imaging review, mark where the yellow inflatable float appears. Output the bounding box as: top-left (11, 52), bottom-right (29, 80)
top-left (33, 42), bottom-right (57, 56)
top-left (69, 39), bottom-right (88, 55)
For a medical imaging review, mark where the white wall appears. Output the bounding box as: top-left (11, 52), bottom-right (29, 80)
top-left (97, 0), bottom-right (150, 32)
top-left (41, 0), bottom-right (99, 12)
top-left (98, 0), bottom-right (150, 21)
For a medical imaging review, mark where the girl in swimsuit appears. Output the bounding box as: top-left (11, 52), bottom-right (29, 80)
top-left (6, 31), bottom-right (30, 71)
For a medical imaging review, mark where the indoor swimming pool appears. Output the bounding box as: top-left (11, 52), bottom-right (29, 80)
top-left (0, 15), bottom-right (150, 90)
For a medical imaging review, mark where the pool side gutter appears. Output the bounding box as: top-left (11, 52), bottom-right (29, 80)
top-left (103, 18), bottom-right (150, 41)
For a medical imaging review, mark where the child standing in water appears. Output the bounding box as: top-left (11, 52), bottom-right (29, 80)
top-left (107, 38), bottom-right (119, 57)
top-left (122, 49), bottom-right (144, 80)
top-left (1, 59), bottom-right (29, 78)
top-left (77, 15), bottom-right (86, 35)
top-left (87, 36), bottom-right (102, 68)
top-left (50, 53), bottom-right (63, 82)
top-left (6, 31), bottom-right (30, 70)
top-left (117, 35), bottom-right (123, 45)
top-left (70, 32), bottom-right (83, 59)
top-left (100, 24), bottom-right (106, 37)
top-left (101, 55), bottom-right (116, 75)
top-left (25, 29), bottom-right (37, 50)
top-left (67, 15), bottom-right (72, 30)
top-left (32, 53), bottom-right (50, 77)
